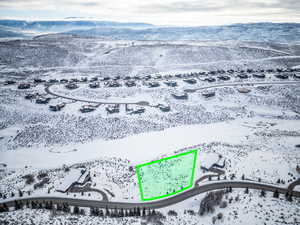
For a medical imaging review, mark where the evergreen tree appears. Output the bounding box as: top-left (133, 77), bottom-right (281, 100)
top-left (129, 208), bottom-right (134, 217)
top-left (14, 200), bottom-right (20, 210)
top-left (3, 203), bottom-right (9, 212)
top-left (287, 194), bottom-right (293, 202)
top-left (244, 187), bottom-right (249, 194)
top-left (105, 206), bottom-right (110, 217)
top-left (120, 208), bottom-right (124, 217)
top-left (90, 207), bottom-right (95, 216)
top-left (273, 189), bottom-right (279, 198)
top-left (151, 209), bottom-right (156, 216)
top-left (276, 179), bottom-right (281, 184)
top-left (142, 207), bottom-right (146, 217)
top-left (73, 206), bottom-right (80, 214)
top-left (137, 207), bottom-right (141, 216)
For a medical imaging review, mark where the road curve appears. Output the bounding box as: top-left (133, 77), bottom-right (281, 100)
top-left (45, 85), bottom-right (151, 106)
top-left (45, 81), bottom-right (300, 106)
top-left (1, 181), bottom-right (300, 210)
top-left (288, 179), bottom-right (300, 192)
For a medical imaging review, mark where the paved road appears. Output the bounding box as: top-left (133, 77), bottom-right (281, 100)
top-left (288, 179), bottom-right (300, 192)
top-left (1, 181), bottom-right (299, 210)
top-left (45, 81), bottom-right (300, 106)
top-left (68, 184), bottom-right (109, 202)
top-left (45, 85), bottom-right (151, 106)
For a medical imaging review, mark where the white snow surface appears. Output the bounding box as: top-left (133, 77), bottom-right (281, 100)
top-left (1, 117), bottom-right (299, 169)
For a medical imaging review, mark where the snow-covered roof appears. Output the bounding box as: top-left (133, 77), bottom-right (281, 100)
top-left (77, 170), bottom-right (89, 184)
top-left (200, 153), bottom-right (220, 169)
top-left (56, 169), bottom-right (83, 192)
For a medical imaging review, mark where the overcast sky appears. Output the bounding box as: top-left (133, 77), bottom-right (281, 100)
top-left (0, 0), bottom-right (299, 26)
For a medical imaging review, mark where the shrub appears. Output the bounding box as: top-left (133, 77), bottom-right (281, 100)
top-left (23, 174), bottom-right (35, 185)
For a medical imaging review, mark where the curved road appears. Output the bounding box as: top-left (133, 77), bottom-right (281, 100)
top-left (45, 81), bottom-right (300, 106)
top-left (45, 85), bottom-right (151, 106)
top-left (1, 180), bottom-right (300, 210)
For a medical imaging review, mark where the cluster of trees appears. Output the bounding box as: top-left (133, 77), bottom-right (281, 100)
top-left (212, 212), bottom-right (223, 224)
top-left (243, 187), bottom-right (293, 201)
top-left (22, 174), bottom-right (35, 185)
top-left (0, 199), bottom-right (159, 219)
top-left (199, 190), bottom-right (225, 216)
top-left (0, 203), bottom-right (9, 213)
top-left (1, 190), bottom-right (32, 200)
top-left (33, 177), bottom-right (50, 189)
top-left (90, 206), bottom-right (156, 218)
top-left (276, 179), bottom-right (286, 185)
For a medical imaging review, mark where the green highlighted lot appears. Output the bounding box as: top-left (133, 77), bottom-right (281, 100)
top-left (136, 149), bottom-right (198, 201)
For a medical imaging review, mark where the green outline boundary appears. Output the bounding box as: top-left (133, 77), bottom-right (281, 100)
top-left (135, 149), bottom-right (198, 201)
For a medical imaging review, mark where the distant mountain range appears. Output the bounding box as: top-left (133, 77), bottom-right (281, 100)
top-left (0, 19), bottom-right (153, 30)
top-left (0, 20), bottom-right (299, 43)
top-left (0, 19), bottom-right (153, 38)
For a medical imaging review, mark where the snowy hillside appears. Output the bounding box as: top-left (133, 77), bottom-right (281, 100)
top-left (0, 21), bottom-right (300, 43)
top-left (65, 23), bottom-right (300, 43)
top-left (1, 38), bottom-right (300, 73)
top-left (0, 35), bottom-right (299, 224)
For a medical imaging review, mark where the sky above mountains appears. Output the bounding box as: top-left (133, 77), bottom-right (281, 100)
top-left (0, 0), bottom-right (299, 26)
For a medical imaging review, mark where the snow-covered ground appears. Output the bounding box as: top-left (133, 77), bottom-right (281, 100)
top-left (0, 38), bottom-right (300, 224)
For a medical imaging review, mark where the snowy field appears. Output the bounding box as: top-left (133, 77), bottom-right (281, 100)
top-left (0, 38), bottom-right (300, 224)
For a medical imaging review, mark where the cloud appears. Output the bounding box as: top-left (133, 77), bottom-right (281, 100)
top-left (138, 0), bottom-right (300, 14)
top-left (0, 0), bottom-right (299, 25)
